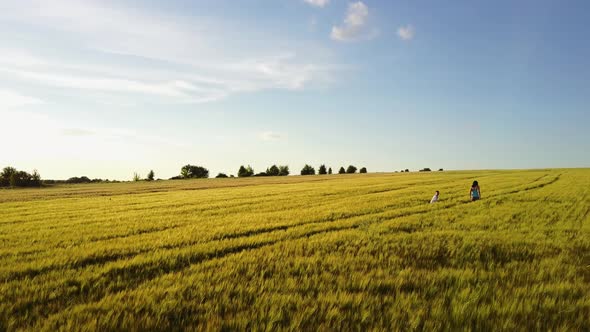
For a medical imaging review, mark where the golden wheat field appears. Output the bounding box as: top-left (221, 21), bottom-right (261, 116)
top-left (1, 169), bottom-right (589, 331)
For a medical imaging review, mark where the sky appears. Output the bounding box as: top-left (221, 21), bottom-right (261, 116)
top-left (1, 0), bottom-right (589, 180)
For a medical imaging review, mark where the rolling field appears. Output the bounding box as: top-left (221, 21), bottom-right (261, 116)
top-left (1, 169), bottom-right (589, 331)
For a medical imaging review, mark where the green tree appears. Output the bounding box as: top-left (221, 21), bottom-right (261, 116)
top-left (9, 172), bottom-right (20, 187)
top-left (180, 167), bottom-right (190, 178)
top-left (2, 169), bottom-right (42, 187)
top-left (216, 173), bottom-right (228, 178)
top-left (278, 165), bottom-right (290, 176)
top-left (146, 170), bottom-right (155, 181)
top-left (133, 172), bottom-right (141, 182)
top-left (266, 165), bottom-right (280, 176)
top-left (31, 169), bottom-right (41, 186)
top-left (238, 166), bottom-right (248, 177)
top-left (318, 164), bottom-right (327, 175)
top-left (66, 176), bottom-right (92, 184)
top-left (238, 165), bottom-right (254, 177)
top-left (328, 167), bottom-right (332, 175)
top-left (338, 167), bottom-right (346, 174)
top-left (301, 164), bottom-right (315, 176)
top-left (359, 167), bottom-right (367, 174)
top-left (180, 165), bottom-right (209, 179)
top-left (1, 166), bottom-right (17, 187)
top-left (346, 165), bottom-right (357, 174)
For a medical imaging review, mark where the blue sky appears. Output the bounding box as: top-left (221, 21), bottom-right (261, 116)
top-left (1, 0), bottom-right (589, 180)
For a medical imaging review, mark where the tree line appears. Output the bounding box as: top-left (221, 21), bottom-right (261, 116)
top-left (1, 163), bottom-right (442, 188)
top-left (0, 167), bottom-right (41, 188)
top-left (299, 164), bottom-right (367, 176)
top-left (164, 164), bottom-right (368, 180)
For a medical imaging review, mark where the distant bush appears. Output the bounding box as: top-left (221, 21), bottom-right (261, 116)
top-left (278, 165), bottom-right (289, 176)
top-left (180, 165), bottom-right (209, 179)
top-left (266, 165), bottom-right (280, 176)
top-left (0, 167), bottom-right (42, 188)
top-left (439, 168), bottom-right (444, 171)
top-left (318, 164), bottom-right (327, 175)
top-left (328, 167), bottom-right (332, 175)
top-left (66, 176), bottom-right (92, 184)
top-left (359, 167), bottom-right (367, 174)
top-left (146, 170), bottom-right (155, 181)
top-left (169, 176), bottom-right (183, 180)
top-left (216, 173), bottom-right (228, 178)
top-left (419, 168), bottom-right (432, 172)
top-left (245, 165), bottom-right (288, 177)
top-left (133, 172), bottom-right (141, 182)
top-left (0, 167), bottom-right (16, 187)
top-left (346, 165), bottom-right (357, 174)
top-left (338, 167), bottom-right (346, 174)
top-left (46, 177), bottom-right (113, 184)
top-left (405, 169), bottom-right (410, 173)
top-left (301, 164), bottom-right (316, 176)
top-left (238, 165), bottom-right (254, 178)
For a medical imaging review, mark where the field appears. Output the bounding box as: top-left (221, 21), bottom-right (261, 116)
top-left (1, 169), bottom-right (589, 331)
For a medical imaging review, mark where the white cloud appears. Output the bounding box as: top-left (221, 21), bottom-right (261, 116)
top-left (397, 25), bottom-right (415, 41)
top-left (0, 0), bottom-right (337, 105)
top-left (304, 0), bottom-right (330, 7)
top-left (331, 2), bottom-right (373, 42)
top-left (259, 131), bottom-right (285, 141)
top-left (0, 89), bottom-right (44, 108)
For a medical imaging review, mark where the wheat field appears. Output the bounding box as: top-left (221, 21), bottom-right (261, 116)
top-left (1, 169), bottom-right (589, 331)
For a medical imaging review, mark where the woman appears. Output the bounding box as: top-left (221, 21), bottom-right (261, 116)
top-left (470, 181), bottom-right (481, 201)
top-left (430, 190), bottom-right (440, 203)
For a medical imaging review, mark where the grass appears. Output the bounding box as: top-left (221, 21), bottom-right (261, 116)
top-left (1, 169), bottom-right (589, 331)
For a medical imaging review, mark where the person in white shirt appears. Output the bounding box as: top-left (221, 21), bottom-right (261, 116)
top-left (430, 190), bottom-right (439, 203)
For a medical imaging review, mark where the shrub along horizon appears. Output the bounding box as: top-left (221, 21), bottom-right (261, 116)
top-left (146, 170), bottom-right (155, 181)
top-left (0, 166), bottom-right (41, 188)
top-left (346, 165), bottom-right (358, 174)
top-left (238, 165), bottom-right (255, 177)
top-left (180, 165), bottom-right (209, 179)
top-left (301, 164), bottom-right (316, 176)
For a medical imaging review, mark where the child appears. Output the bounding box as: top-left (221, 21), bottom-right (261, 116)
top-left (470, 181), bottom-right (481, 201)
top-left (430, 190), bottom-right (439, 203)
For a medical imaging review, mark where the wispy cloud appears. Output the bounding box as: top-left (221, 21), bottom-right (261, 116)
top-left (397, 25), bottom-right (415, 41)
top-left (331, 2), bottom-right (375, 42)
top-left (0, 89), bottom-right (44, 108)
top-left (259, 131), bottom-right (285, 141)
top-left (304, 0), bottom-right (330, 8)
top-left (0, 0), bottom-right (337, 105)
